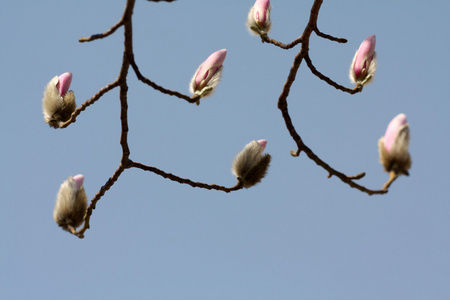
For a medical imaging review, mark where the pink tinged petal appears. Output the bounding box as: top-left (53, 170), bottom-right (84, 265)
top-left (194, 49), bottom-right (227, 88)
top-left (56, 72), bottom-right (73, 97)
top-left (253, 0), bottom-right (270, 26)
top-left (384, 113), bottom-right (407, 153)
top-left (354, 35), bottom-right (376, 78)
top-left (73, 174), bottom-right (84, 190)
top-left (257, 139), bottom-right (267, 152)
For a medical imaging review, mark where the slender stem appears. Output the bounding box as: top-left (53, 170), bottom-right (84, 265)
top-left (382, 171), bottom-right (399, 191)
top-left (60, 80), bottom-right (120, 128)
top-left (304, 54), bottom-right (362, 94)
top-left (314, 27), bottom-right (347, 43)
top-left (79, 20), bottom-right (124, 43)
top-left (275, 0), bottom-right (386, 195)
top-left (132, 162), bottom-right (243, 193)
top-left (130, 57), bottom-right (199, 104)
top-left (260, 34), bottom-right (303, 49)
top-left (75, 165), bottom-right (126, 238)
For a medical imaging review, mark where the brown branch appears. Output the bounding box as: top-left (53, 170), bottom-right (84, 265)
top-left (130, 57), bottom-right (199, 104)
top-left (298, 142), bottom-right (387, 195)
top-left (259, 34), bottom-right (303, 49)
top-left (54, 0), bottom-right (400, 239)
top-left (275, 0), bottom-right (387, 195)
top-left (79, 19), bottom-right (124, 43)
top-left (304, 54), bottom-right (363, 94)
top-left (132, 161), bottom-right (244, 193)
top-left (74, 165), bottom-right (126, 238)
top-left (314, 27), bottom-right (347, 43)
top-left (59, 80), bottom-right (120, 128)
top-left (382, 171), bottom-right (399, 191)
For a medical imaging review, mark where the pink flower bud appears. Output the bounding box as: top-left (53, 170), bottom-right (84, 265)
top-left (190, 49), bottom-right (227, 98)
top-left (232, 140), bottom-right (271, 188)
top-left (247, 0), bottom-right (272, 35)
top-left (378, 114), bottom-right (411, 175)
top-left (257, 139), bottom-right (267, 152)
top-left (53, 174), bottom-right (88, 232)
top-left (42, 72), bottom-right (76, 128)
top-left (73, 174), bottom-right (84, 190)
top-left (56, 72), bottom-right (72, 97)
top-left (384, 113), bottom-right (407, 153)
top-left (349, 35), bottom-right (377, 85)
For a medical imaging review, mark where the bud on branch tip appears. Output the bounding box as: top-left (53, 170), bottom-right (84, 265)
top-left (42, 72), bottom-right (76, 128)
top-left (349, 35), bottom-right (377, 86)
top-left (53, 174), bottom-right (88, 232)
top-left (190, 49), bottom-right (227, 98)
top-left (232, 139), bottom-right (271, 188)
top-left (247, 0), bottom-right (272, 35)
top-left (378, 114), bottom-right (411, 176)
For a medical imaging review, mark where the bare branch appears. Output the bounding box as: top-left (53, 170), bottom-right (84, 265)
top-left (132, 162), bottom-right (244, 193)
top-left (382, 171), bottom-right (400, 191)
top-left (304, 54), bottom-right (363, 94)
top-left (74, 165), bottom-right (126, 239)
top-left (314, 27), bottom-right (347, 43)
top-left (79, 20), bottom-right (124, 43)
top-left (274, 0), bottom-right (388, 195)
top-left (49, 0), bottom-right (404, 238)
top-left (59, 80), bottom-right (120, 128)
top-left (259, 34), bottom-right (303, 49)
top-left (130, 58), bottom-right (199, 104)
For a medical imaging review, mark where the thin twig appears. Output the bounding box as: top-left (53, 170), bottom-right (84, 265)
top-left (60, 80), bottom-right (120, 128)
top-left (274, 0), bottom-right (386, 195)
top-left (260, 34), bottom-right (303, 49)
top-left (75, 165), bottom-right (126, 238)
top-left (132, 161), bottom-right (244, 193)
top-left (304, 54), bottom-right (362, 94)
top-left (130, 57), bottom-right (199, 104)
top-left (314, 27), bottom-right (347, 43)
top-left (79, 20), bottom-right (124, 43)
top-left (382, 171), bottom-right (399, 191)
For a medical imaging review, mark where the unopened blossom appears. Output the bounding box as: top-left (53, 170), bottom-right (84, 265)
top-left (53, 174), bottom-right (88, 232)
top-left (232, 139), bottom-right (271, 188)
top-left (42, 72), bottom-right (76, 128)
top-left (378, 113), bottom-right (411, 175)
top-left (247, 0), bottom-right (272, 35)
top-left (190, 49), bottom-right (227, 98)
top-left (349, 35), bottom-right (377, 85)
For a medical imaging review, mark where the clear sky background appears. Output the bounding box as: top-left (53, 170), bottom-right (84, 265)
top-left (1, 0), bottom-right (449, 299)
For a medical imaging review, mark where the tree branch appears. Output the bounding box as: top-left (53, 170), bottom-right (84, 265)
top-left (74, 165), bottom-right (126, 238)
top-left (130, 57), bottom-right (199, 104)
top-left (314, 27), bottom-right (347, 43)
top-left (59, 80), bottom-right (120, 128)
top-left (304, 54), bottom-right (362, 94)
top-left (259, 34), bottom-right (303, 49)
top-left (79, 19), bottom-right (124, 43)
top-left (132, 162), bottom-right (244, 193)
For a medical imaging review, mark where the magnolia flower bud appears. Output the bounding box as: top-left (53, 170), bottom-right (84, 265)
top-left (378, 114), bottom-right (411, 175)
top-left (232, 139), bottom-right (271, 188)
top-left (189, 49), bottom-right (227, 98)
top-left (53, 174), bottom-right (88, 232)
top-left (349, 35), bottom-right (377, 85)
top-left (247, 0), bottom-right (272, 35)
top-left (42, 72), bottom-right (76, 128)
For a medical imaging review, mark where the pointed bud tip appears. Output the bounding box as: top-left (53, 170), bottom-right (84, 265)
top-left (192, 49), bottom-right (227, 94)
top-left (73, 174), bottom-right (84, 190)
top-left (384, 113), bottom-right (408, 153)
top-left (56, 72), bottom-right (73, 97)
top-left (257, 139), bottom-right (267, 150)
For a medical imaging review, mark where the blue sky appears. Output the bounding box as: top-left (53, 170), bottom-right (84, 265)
top-left (1, 0), bottom-right (449, 299)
